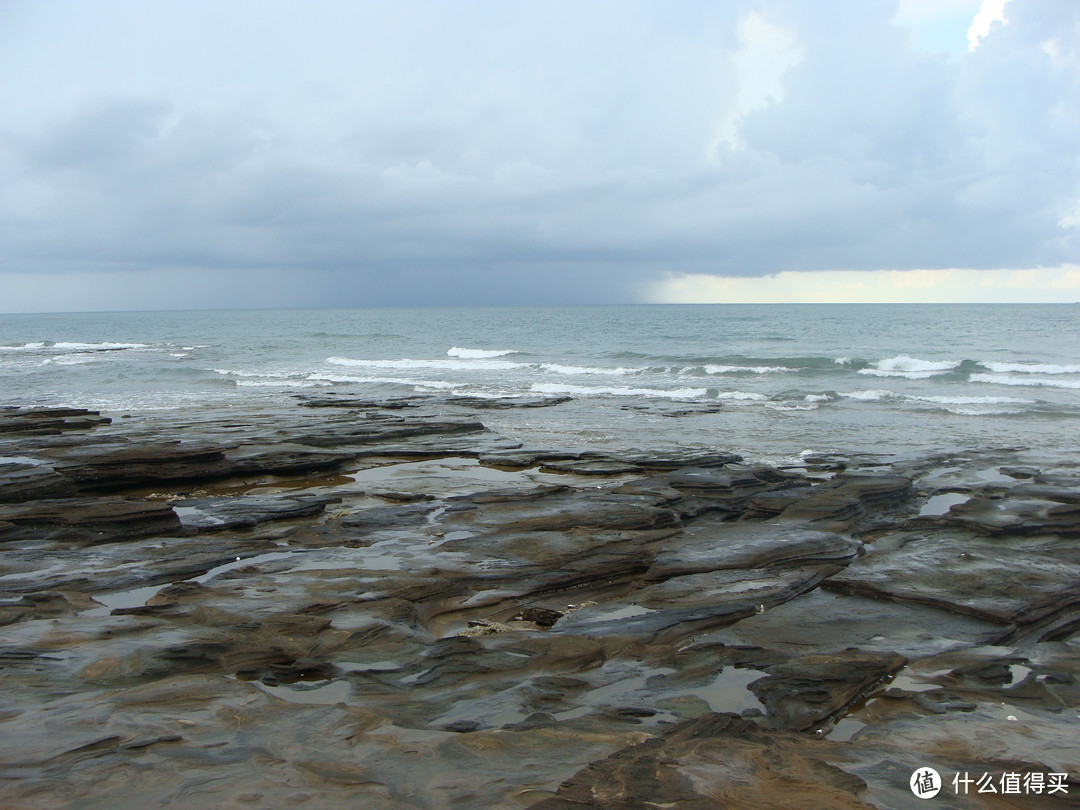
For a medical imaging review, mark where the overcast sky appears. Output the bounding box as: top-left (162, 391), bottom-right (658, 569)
top-left (1, 0), bottom-right (1078, 311)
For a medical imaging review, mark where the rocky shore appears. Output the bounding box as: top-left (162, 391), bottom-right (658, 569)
top-left (1, 400), bottom-right (1078, 808)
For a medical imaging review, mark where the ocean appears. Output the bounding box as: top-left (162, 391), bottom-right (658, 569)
top-left (1, 304), bottom-right (1077, 467)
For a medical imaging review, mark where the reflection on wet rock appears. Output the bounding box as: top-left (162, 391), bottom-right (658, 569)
top-left (0, 401), bottom-right (1077, 807)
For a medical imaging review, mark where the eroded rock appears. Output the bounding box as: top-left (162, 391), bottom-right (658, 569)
top-left (0, 400), bottom-right (1076, 808)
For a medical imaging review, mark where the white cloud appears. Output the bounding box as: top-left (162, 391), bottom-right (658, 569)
top-left (710, 12), bottom-right (802, 152)
top-left (968, 0), bottom-right (1009, 50)
top-left (894, 0), bottom-right (983, 53)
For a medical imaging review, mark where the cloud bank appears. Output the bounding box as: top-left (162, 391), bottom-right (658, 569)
top-left (1, 0), bottom-right (1078, 309)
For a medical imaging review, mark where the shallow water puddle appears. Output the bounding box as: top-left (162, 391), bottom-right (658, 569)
top-left (828, 717), bottom-right (867, 742)
top-left (675, 667), bottom-right (767, 714)
top-left (551, 663), bottom-right (676, 721)
top-left (0, 456), bottom-right (44, 466)
top-left (888, 673), bottom-right (943, 693)
top-left (918, 492), bottom-right (970, 516)
top-left (253, 678), bottom-right (353, 705)
top-left (289, 547), bottom-right (404, 572)
top-left (84, 584), bottom-right (169, 616)
top-left (339, 660), bottom-right (401, 673)
top-left (921, 465), bottom-right (962, 481)
top-left (1009, 664), bottom-right (1033, 684)
top-left (976, 467), bottom-right (1017, 485)
top-left (824, 663), bottom-right (954, 741)
top-left (193, 551), bottom-right (297, 583)
top-left (80, 551), bottom-right (300, 616)
top-left (572, 603), bottom-right (655, 623)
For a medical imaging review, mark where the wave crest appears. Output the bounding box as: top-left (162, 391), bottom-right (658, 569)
top-left (858, 355), bottom-right (960, 379)
top-left (447, 346), bottom-right (517, 359)
top-left (531, 382), bottom-right (705, 399)
top-left (970, 373), bottom-right (1080, 389)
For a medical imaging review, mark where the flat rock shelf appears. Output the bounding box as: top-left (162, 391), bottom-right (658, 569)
top-left (1, 401), bottom-right (1078, 808)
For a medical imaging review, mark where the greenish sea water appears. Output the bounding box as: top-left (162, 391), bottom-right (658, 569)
top-left (1, 304), bottom-right (1077, 465)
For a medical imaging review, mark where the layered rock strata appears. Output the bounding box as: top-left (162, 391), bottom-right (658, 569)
top-left (0, 404), bottom-right (1077, 808)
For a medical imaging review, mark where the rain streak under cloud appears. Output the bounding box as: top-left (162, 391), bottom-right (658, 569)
top-left (0, 0), bottom-right (1078, 310)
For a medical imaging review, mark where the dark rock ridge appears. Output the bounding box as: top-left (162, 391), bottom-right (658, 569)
top-left (0, 406), bottom-right (111, 435)
top-left (0, 497), bottom-right (183, 543)
top-left (0, 401), bottom-right (1077, 808)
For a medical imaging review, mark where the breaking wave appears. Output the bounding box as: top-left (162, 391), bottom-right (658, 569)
top-left (970, 373), bottom-right (1080, 389)
top-left (531, 383), bottom-right (707, 399)
top-left (447, 347), bottom-right (518, 359)
top-left (858, 356), bottom-right (961, 379)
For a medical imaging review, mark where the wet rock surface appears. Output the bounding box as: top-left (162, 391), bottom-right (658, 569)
top-left (0, 403), bottom-right (1078, 807)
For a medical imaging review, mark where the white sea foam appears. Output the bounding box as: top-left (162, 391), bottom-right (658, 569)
top-left (216, 368), bottom-right (321, 387)
top-left (715, 391), bottom-right (768, 401)
top-left (214, 368), bottom-right (296, 379)
top-left (51, 342), bottom-right (150, 351)
top-left (970, 373), bottom-right (1080, 389)
top-left (447, 347), bottom-right (517, 359)
top-left (0, 342), bottom-right (47, 352)
top-left (235, 379), bottom-right (328, 388)
top-left (912, 395), bottom-right (1034, 405)
top-left (327, 356), bottom-right (523, 371)
top-left (309, 373), bottom-right (465, 390)
top-left (945, 407), bottom-right (1020, 416)
top-left (804, 394), bottom-right (833, 402)
top-left (982, 361), bottom-right (1080, 374)
top-left (834, 357), bottom-right (853, 365)
top-left (49, 354), bottom-right (101, 366)
top-left (540, 363), bottom-right (646, 376)
top-left (766, 402), bottom-right (818, 411)
top-left (858, 355), bottom-right (960, 379)
top-left (839, 389), bottom-right (894, 401)
top-left (531, 383), bottom-right (706, 399)
top-left (703, 365), bottom-right (795, 374)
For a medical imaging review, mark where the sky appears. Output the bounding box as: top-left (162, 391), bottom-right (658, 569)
top-left (1, 0), bottom-right (1078, 311)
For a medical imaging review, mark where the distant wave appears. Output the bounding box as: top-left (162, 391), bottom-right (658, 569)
top-left (212, 368), bottom-right (330, 388)
top-left (0, 342), bottom-right (48, 352)
top-left (715, 391), bottom-right (768, 401)
top-left (327, 356), bottom-right (523, 371)
top-left (45, 354), bottom-right (106, 366)
top-left (51, 341), bottom-right (151, 351)
top-left (946, 407), bottom-right (1024, 416)
top-left (213, 368), bottom-right (296, 379)
top-left (981, 361), bottom-right (1080, 374)
top-left (858, 355), bottom-right (960, 379)
top-left (2, 341), bottom-right (153, 354)
top-left (911, 394), bottom-right (1034, 405)
top-left (235, 379), bottom-right (329, 388)
top-left (540, 363), bottom-right (647, 376)
top-left (532, 382), bottom-right (706, 399)
top-left (970, 373), bottom-right (1080, 389)
top-left (327, 355), bottom-right (649, 377)
top-left (447, 346), bottom-right (518, 359)
top-left (838, 389), bottom-right (1036, 406)
top-left (309, 373), bottom-right (466, 390)
top-left (703, 364), bottom-right (797, 375)
top-left (839, 389), bottom-right (896, 401)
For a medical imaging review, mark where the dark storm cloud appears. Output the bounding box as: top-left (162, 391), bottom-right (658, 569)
top-left (0, 0), bottom-right (1077, 309)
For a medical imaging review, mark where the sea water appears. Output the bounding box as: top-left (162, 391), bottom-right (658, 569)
top-left (0, 304), bottom-right (1077, 466)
